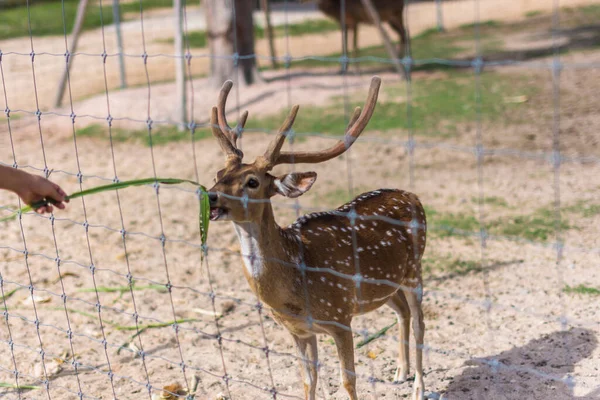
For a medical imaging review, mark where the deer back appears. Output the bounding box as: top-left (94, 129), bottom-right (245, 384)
top-left (274, 189), bottom-right (426, 325)
top-left (316, 0), bottom-right (405, 24)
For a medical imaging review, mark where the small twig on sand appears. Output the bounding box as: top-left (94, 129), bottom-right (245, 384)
top-left (192, 307), bottom-right (222, 318)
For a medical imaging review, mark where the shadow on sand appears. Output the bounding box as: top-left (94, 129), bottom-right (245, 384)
top-left (443, 327), bottom-right (598, 399)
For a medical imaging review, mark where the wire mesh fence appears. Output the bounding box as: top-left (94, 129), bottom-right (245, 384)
top-left (1, 0), bottom-right (600, 399)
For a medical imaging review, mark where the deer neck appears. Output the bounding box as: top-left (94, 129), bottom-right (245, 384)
top-left (232, 205), bottom-right (292, 283)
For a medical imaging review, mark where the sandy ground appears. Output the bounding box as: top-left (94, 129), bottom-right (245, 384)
top-left (1, 3), bottom-right (600, 400)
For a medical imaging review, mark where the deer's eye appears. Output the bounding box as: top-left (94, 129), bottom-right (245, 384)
top-left (247, 178), bottom-right (260, 189)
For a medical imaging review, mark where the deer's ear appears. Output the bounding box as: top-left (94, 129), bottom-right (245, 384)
top-left (272, 172), bottom-right (317, 198)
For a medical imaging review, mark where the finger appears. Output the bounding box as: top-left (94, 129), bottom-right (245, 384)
top-left (49, 183), bottom-right (66, 202)
top-left (56, 185), bottom-right (68, 199)
top-left (55, 202), bottom-right (65, 210)
top-left (35, 206), bottom-right (48, 214)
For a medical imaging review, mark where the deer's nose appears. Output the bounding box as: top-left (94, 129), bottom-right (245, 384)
top-left (208, 192), bottom-right (218, 205)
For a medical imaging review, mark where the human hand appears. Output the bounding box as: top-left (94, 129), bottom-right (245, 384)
top-left (16, 173), bottom-right (69, 214)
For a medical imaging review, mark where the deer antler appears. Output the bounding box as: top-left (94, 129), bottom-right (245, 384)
top-left (270, 76), bottom-right (381, 166)
top-left (212, 80), bottom-right (249, 163)
top-left (210, 106), bottom-right (241, 162)
top-left (217, 80), bottom-right (249, 148)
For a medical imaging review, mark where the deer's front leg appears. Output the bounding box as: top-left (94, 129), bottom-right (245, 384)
top-left (292, 334), bottom-right (318, 400)
top-left (331, 328), bottom-right (358, 400)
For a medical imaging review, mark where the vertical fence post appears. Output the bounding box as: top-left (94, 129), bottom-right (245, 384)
top-left (112, 0), bottom-right (127, 88)
top-left (436, 0), bottom-right (445, 32)
top-left (174, 0), bottom-right (187, 131)
top-left (54, 0), bottom-right (90, 108)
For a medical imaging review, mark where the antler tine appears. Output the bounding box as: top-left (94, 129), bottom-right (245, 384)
top-left (345, 76), bottom-right (381, 138)
top-left (347, 106), bottom-right (362, 131)
top-left (211, 106), bottom-right (243, 163)
top-left (217, 80), bottom-right (248, 146)
top-left (261, 105), bottom-right (300, 168)
top-left (235, 110), bottom-right (249, 146)
top-left (273, 76), bottom-right (381, 165)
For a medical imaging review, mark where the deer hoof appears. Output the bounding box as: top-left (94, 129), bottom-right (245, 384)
top-left (412, 375), bottom-right (425, 400)
top-left (393, 367), bottom-right (408, 383)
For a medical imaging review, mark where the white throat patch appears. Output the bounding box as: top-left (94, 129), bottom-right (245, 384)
top-left (233, 224), bottom-right (264, 278)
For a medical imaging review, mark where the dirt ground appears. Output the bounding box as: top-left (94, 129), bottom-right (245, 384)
top-left (1, 2), bottom-right (600, 400)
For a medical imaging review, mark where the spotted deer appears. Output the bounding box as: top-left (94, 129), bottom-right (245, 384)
top-left (302, 0), bottom-right (408, 67)
top-left (207, 76), bottom-right (426, 400)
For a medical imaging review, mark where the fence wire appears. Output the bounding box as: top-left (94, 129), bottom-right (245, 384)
top-left (1, 0), bottom-right (599, 399)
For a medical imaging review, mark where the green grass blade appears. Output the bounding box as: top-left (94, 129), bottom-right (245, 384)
top-left (356, 321), bottom-right (397, 348)
top-left (116, 318), bottom-right (199, 331)
top-left (0, 287), bottom-right (20, 302)
top-left (77, 284), bottom-right (167, 294)
top-left (0, 382), bottom-right (41, 390)
top-left (58, 177), bottom-right (201, 204)
top-left (1, 177), bottom-right (207, 222)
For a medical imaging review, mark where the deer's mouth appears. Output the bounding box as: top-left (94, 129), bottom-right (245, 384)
top-left (210, 207), bottom-right (228, 221)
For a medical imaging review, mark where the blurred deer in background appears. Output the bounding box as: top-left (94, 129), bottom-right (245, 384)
top-left (302, 0), bottom-right (408, 71)
top-left (207, 76), bottom-right (426, 400)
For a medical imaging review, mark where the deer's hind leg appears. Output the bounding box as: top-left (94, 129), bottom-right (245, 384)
top-left (292, 333), bottom-right (319, 400)
top-left (387, 291), bottom-right (411, 383)
top-left (403, 282), bottom-right (425, 400)
top-left (388, 5), bottom-right (409, 58)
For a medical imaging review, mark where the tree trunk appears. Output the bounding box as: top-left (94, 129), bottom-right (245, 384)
top-left (205, 0), bottom-right (260, 86)
top-left (260, 0), bottom-right (279, 69)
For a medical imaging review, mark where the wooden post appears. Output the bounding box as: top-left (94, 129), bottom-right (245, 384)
top-left (54, 0), bottom-right (90, 108)
top-left (436, 0), bottom-right (445, 32)
top-left (113, 0), bottom-right (127, 88)
top-left (174, 0), bottom-right (187, 131)
top-left (359, 0), bottom-right (405, 79)
top-left (260, 0), bottom-right (278, 69)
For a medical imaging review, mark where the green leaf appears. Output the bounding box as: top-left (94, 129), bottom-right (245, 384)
top-left (199, 187), bottom-right (210, 251)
